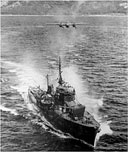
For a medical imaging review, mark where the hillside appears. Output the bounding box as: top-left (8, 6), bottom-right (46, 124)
top-left (1, 1), bottom-right (128, 15)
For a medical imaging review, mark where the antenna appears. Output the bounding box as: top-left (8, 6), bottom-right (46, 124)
top-left (58, 57), bottom-right (63, 85)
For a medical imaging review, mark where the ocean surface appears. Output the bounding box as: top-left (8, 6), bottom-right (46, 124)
top-left (1, 16), bottom-right (128, 151)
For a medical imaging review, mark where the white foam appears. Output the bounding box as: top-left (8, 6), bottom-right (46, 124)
top-left (95, 120), bottom-right (113, 147)
top-left (0, 105), bottom-right (18, 116)
top-left (2, 60), bottom-right (46, 114)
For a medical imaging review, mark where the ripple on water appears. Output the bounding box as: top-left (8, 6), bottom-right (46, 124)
top-left (1, 18), bottom-right (127, 151)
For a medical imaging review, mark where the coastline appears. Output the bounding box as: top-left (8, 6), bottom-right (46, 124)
top-left (1, 14), bottom-right (127, 17)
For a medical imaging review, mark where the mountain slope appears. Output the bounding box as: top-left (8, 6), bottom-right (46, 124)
top-left (1, 1), bottom-right (128, 15)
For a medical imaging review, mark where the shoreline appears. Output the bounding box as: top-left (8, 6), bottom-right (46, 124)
top-left (1, 14), bottom-right (127, 17)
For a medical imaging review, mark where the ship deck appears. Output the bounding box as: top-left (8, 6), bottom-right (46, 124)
top-left (54, 109), bottom-right (100, 128)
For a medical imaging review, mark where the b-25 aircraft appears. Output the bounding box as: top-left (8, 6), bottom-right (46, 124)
top-left (46, 22), bottom-right (86, 28)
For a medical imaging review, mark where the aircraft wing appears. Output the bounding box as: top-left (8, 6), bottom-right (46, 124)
top-left (46, 23), bottom-right (59, 25)
top-left (74, 23), bottom-right (87, 25)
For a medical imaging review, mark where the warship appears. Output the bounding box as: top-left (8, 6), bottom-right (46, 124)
top-left (28, 57), bottom-right (100, 147)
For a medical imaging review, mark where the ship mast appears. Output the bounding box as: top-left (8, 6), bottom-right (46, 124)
top-left (58, 57), bottom-right (63, 85)
top-left (46, 74), bottom-right (49, 89)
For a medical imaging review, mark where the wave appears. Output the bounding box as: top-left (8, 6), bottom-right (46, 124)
top-left (0, 104), bottom-right (18, 116)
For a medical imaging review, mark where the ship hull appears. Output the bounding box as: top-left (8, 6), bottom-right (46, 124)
top-left (41, 108), bottom-right (97, 146)
top-left (28, 91), bottom-right (98, 147)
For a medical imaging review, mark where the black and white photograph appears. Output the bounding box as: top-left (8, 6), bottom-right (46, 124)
top-left (1, 0), bottom-right (128, 151)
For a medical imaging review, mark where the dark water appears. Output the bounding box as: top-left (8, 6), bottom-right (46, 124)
top-left (1, 16), bottom-right (128, 151)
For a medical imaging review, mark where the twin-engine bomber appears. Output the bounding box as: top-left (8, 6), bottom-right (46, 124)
top-left (46, 22), bottom-right (87, 28)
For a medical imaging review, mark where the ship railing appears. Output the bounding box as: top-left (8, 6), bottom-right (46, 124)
top-left (55, 105), bottom-right (71, 113)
